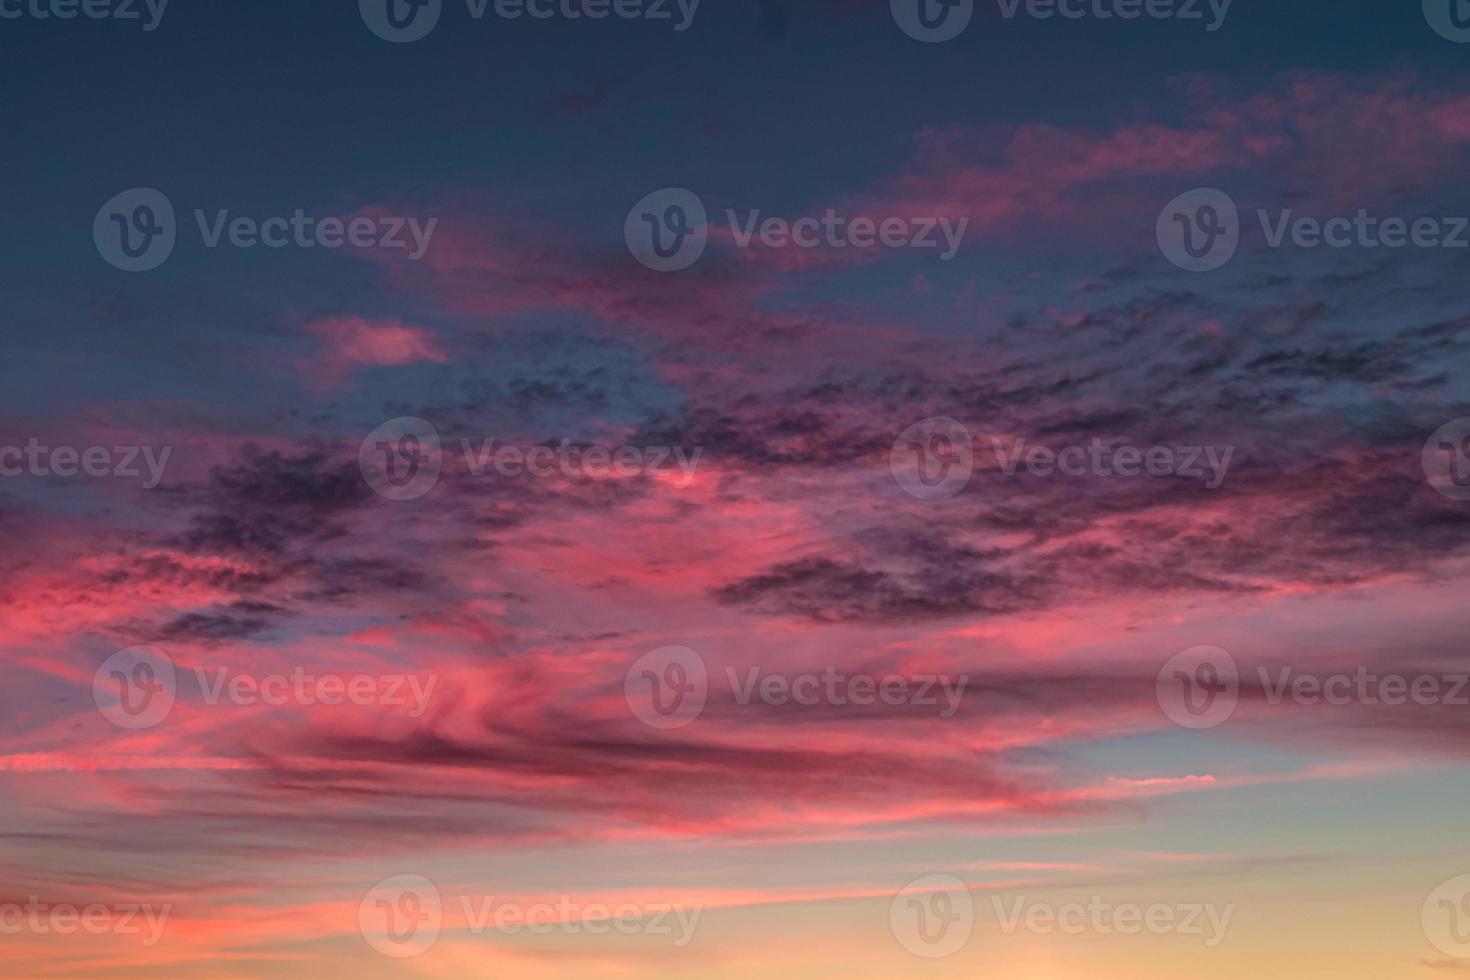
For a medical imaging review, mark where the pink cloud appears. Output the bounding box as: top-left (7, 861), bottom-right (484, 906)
top-left (295, 315), bottom-right (449, 389)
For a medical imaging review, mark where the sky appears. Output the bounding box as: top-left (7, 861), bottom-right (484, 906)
top-left (4, 0), bottom-right (1470, 976)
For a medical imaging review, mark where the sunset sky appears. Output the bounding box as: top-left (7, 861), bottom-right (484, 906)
top-left (4, 1), bottom-right (1470, 976)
